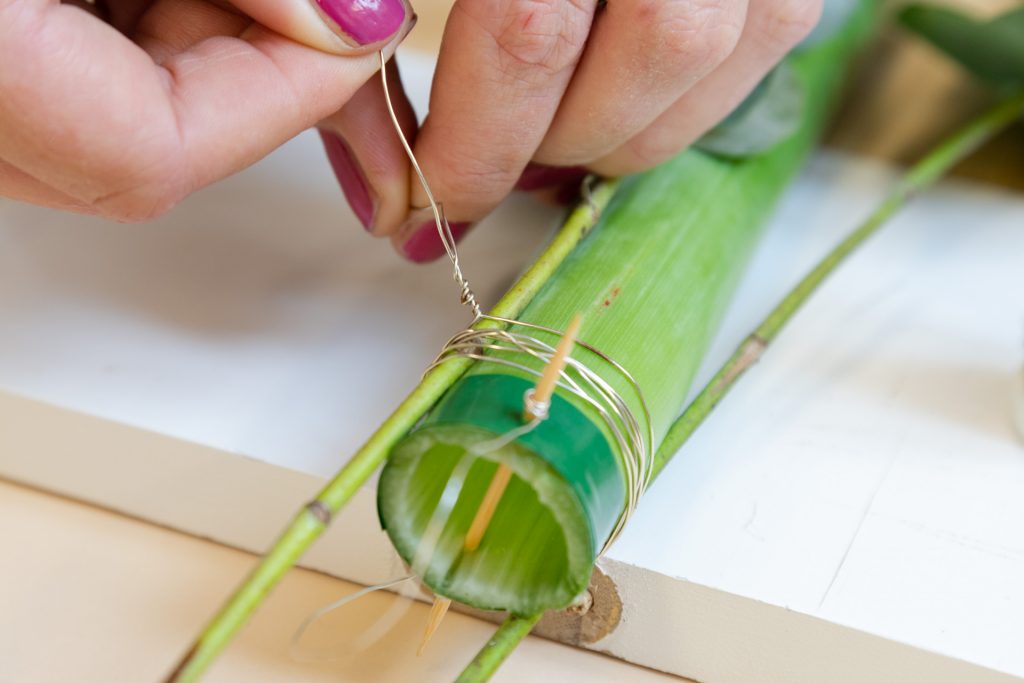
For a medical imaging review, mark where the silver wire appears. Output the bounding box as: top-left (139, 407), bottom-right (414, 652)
top-left (378, 51), bottom-right (652, 552)
top-left (379, 52), bottom-right (481, 318)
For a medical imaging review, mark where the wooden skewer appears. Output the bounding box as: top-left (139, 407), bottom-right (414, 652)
top-left (463, 463), bottom-right (514, 552)
top-left (526, 313), bottom-right (583, 422)
top-left (417, 596), bottom-right (451, 656)
top-left (464, 313), bottom-right (583, 552)
top-left (418, 314), bottom-right (583, 655)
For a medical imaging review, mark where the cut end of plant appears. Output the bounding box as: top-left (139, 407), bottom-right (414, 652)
top-left (378, 422), bottom-right (592, 614)
top-left (378, 372), bottom-right (625, 614)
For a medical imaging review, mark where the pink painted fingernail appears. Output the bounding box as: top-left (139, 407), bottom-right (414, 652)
top-left (399, 219), bottom-right (472, 264)
top-left (515, 163), bottom-right (588, 192)
top-left (314, 0), bottom-right (407, 46)
top-left (554, 178), bottom-right (586, 206)
top-left (319, 130), bottom-right (376, 231)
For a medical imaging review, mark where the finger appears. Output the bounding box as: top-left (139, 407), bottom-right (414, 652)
top-left (533, 0), bottom-right (748, 167)
top-left (230, 0), bottom-right (410, 55)
top-left (395, 0), bottom-right (597, 263)
top-left (62, 0), bottom-right (105, 19)
top-left (103, 0), bottom-right (155, 34)
top-left (0, 158), bottom-right (94, 212)
top-left (318, 58), bottom-right (415, 235)
top-left (0, 0), bottom-right (413, 220)
top-left (592, 0), bottom-right (822, 176)
top-left (514, 162), bottom-right (587, 192)
top-left (132, 0), bottom-right (250, 62)
top-left (109, 0), bottom-right (405, 55)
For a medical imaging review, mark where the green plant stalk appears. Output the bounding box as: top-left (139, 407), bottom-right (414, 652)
top-left (170, 0), bottom-right (883, 670)
top-left (379, 0), bottom-right (877, 626)
top-left (164, 181), bottom-right (619, 683)
top-left (654, 88), bottom-right (1024, 476)
top-left (453, 613), bottom-right (544, 683)
top-left (458, 90), bottom-right (1024, 683)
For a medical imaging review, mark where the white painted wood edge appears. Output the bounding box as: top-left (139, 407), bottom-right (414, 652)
top-left (2, 390), bottom-right (1014, 683)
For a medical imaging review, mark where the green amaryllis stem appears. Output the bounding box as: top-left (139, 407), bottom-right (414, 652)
top-left (654, 89), bottom-right (1024, 476)
top-left (458, 88), bottom-right (1024, 683)
top-left (379, 0), bottom-right (876, 620)
top-left (163, 182), bottom-right (619, 683)
top-left (467, 85), bottom-right (1024, 683)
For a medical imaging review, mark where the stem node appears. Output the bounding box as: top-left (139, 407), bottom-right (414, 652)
top-left (305, 500), bottom-right (332, 526)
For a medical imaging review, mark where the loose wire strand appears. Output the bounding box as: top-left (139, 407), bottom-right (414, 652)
top-left (289, 574), bottom-right (416, 663)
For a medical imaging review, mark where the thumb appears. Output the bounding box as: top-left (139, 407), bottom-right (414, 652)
top-left (231, 0), bottom-right (415, 55)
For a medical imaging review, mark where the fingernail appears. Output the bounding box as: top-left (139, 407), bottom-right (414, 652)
top-left (314, 0), bottom-right (407, 46)
top-left (554, 178), bottom-right (586, 205)
top-left (399, 216), bottom-right (472, 264)
top-left (515, 163), bottom-right (588, 192)
top-left (319, 130), bottom-right (376, 231)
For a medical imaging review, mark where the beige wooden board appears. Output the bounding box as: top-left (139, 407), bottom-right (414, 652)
top-left (0, 480), bottom-right (683, 683)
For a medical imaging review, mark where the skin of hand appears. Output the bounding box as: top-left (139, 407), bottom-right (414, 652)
top-left (1, 0), bottom-right (821, 264)
top-left (329, 0), bottom-right (824, 263)
top-left (0, 0), bottom-right (415, 220)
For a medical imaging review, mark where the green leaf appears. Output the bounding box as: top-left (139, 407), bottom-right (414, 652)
top-left (695, 62), bottom-right (805, 159)
top-left (900, 5), bottom-right (1024, 86)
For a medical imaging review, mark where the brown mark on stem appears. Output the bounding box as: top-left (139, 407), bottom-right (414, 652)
top-left (581, 176), bottom-right (603, 232)
top-left (602, 285), bottom-right (622, 308)
top-left (305, 500), bottom-right (332, 525)
top-left (713, 334), bottom-right (767, 395)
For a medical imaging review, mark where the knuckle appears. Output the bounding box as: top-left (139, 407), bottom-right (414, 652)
top-left (488, 0), bottom-right (591, 79)
top-left (623, 130), bottom-right (682, 170)
top-left (430, 145), bottom-right (520, 215)
top-left (87, 169), bottom-right (185, 223)
top-left (644, 0), bottom-right (744, 74)
top-left (72, 118), bottom-right (188, 222)
top-left (443, 162), bottom-right (512, 207)
top-left (761, 0), bottom-right (823, 50)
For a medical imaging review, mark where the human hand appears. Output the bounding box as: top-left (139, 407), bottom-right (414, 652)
top-left (329, 0), bottom-right (823, 262)
top-left (0, 0), bottom-right (413, 220)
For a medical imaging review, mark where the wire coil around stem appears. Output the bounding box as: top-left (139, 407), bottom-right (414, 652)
top-left (428, 319), bottom-right (653, 551)
top-left (378, 51), bottom-right (653, 551)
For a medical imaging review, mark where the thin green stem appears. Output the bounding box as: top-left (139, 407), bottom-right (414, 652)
top-left (164, 180), bottom-right (619, 683)
top-left (653, 91), bottom-right (1024, 477)
top-left (454, 613), bottom-right (543, 683)
top-left (456, 91), bottom-right (1024, 683)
